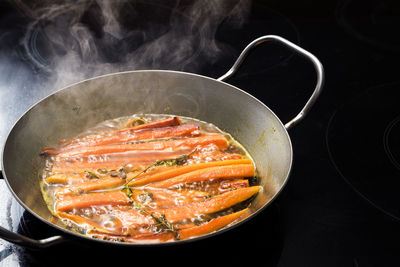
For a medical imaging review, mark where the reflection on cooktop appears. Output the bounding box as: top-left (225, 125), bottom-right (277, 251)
top-left (326, 82), bottom-right (400, 221)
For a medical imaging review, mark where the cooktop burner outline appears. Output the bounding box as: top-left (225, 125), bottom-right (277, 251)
top-left (383, 115), bottom-right (400, 171)
top-left (326, 81), bottom-right (400, 222)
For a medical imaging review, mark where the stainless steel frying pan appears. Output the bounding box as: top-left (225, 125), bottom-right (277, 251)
top-left (0, 35), bottom-right (324, 248)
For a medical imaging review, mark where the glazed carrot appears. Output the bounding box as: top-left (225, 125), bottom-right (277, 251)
top-left (121, 116), bottom-right (180, 132)
top-left (45, 173), bottom-right (87, 185)
top-left (55, 134), bottom-right (228, 158)
top-left (218, 179), bottom-right (250, 192)
top-left (188, 145), bottom-right (244, 161)
top-left (60, 205), bottom-right (154, 229)
top-left (42, 124), bottom-right (199, 155)
top-left (133, 208), bottom-right (249, 242)
top-left (51, 148), bottom-right (193, 171)
top-left (47, 117), bottom-right (182, 150)
top-left (56, 212), bottom-right (108, 230)
top-left (124, 165), bottom-right (176, 181)
top-left (156, 186), bottom-right (261, 223)
top-left (110, 186), bottom-right (260, 226)
top-left (50, 158), bottom-right (177, 176)
top-left (189, 179), bottom-right (250, 195)
top-left (136, 189), bottom-right (211, 209)
top-left (55, 177), bottom-right (126, 196)
top-left (179, 208), bottom-right (249, 239)
top-left (88, 222), bottom-right (197, 241)
top-left (189, 151), bottom-right (243, 161)
top-left (149, 164), bottom-right (255, 189)
top-left (51, 161), bottom-right (150, 173)
top-left (129, 159), bottom-right (251, 187)
top-left (56, 191), bottom-right (131, 211)
top-left (178, 208), bottom-right (248, 240)
top-left (55, 187), bottom-right (212, 211)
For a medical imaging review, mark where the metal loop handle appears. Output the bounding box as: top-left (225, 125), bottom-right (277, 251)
top-left (217, 35), bottom-right (324, 130)
top-left (0, 225), bottom-right (65, 249)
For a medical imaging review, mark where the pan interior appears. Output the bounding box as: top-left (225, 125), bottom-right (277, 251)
top-left (2, 70), bottom-right (292, 242)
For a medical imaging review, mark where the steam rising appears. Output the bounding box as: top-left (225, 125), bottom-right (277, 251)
top-left (12, 0), bottom-right (251, 90)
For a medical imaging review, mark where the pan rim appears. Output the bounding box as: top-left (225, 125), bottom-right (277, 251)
top-left (1, 69), bottom-right (293, 246)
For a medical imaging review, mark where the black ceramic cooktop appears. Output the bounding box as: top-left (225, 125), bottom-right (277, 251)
top-left (1, 0), bottom-right (400, 266)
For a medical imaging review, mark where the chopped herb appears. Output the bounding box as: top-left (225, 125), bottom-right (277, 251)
top-left (110, 171), bottom-right (119, 177)
top-left (97, 168), bottom-right (108, 174)
top-left (121, 185), bottom-right (133, 198)
top-left (70, 188), bottom-right (83, 195)
top-left (84, 170), bottom-right (99, 179)
top-left (116, 167), bottom-right (128, 179)
top-left (152, 152), bottom-right (194, 168)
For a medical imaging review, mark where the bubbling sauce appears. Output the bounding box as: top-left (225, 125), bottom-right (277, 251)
top-left (40, 114), bottom-right (260, 243)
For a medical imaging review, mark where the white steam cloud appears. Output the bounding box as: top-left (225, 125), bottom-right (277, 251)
top-left (12, 0), bottom-right (252, 90)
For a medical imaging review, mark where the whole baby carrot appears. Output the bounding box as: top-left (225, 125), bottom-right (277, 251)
top-left (154, 186), bottom-right (260, 223)
top-left (55, 134), bottom-right (228, 158)
top-left (50, 117), bottom-right (181, 149)
top-left (45, 173), bottom-right (88, 185)
top-left (149, 164), bottom-right (255, 188)
top-left (42, 124), bottom-right (198, 155)
top-left (55, 177), bottom-right (126, 196)
top-left (55, 188), bottom-right (211, 211)
top-left (129, 159), bottom-right (251, 186)
top-left (56, 191), bottom-right (131, 211)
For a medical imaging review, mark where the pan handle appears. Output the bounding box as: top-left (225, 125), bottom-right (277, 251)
top-left (0, 225), bottom-right (65, 249)
top-left (217, 35), bottom-right (324, 130)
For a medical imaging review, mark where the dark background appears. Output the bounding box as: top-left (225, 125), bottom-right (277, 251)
top-left (1, 0), bottom-right (400, 266)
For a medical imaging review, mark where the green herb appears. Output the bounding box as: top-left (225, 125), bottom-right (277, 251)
top-left (84, 170), bottom-right (99, 179)
top-left (97, 168), bottom-right (108, 174)
top-left (152, 152), bottom-right (194, 168)
top-left (110, 171), bottom-right (119, 177)
top-left (116, 167), bottom-right (127, 179)
top-left (133, 201), bottom-right (180, 240)
top-left (121, 149), bottom-right (197, 191)
top-left (130, 118), bottom-right (146, 126)
top-left (121, 185), bottom-right (133, 198)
